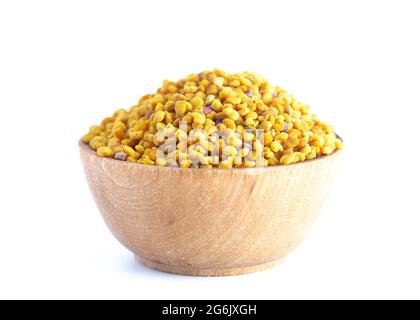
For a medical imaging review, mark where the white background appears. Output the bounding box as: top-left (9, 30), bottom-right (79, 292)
top-left (1, 0), bottom-right (419, 300)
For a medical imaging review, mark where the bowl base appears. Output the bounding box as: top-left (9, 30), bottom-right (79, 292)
top-left (136, 256), bottom-right (283, 277)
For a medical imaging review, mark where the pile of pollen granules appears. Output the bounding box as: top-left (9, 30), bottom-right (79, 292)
top-left (82, 69), bottom-right (343, 168)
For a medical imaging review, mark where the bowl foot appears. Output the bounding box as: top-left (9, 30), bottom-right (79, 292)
top-left (136, 256), bottom-right (283, 277)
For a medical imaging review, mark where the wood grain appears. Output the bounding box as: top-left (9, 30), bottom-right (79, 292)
top-left (80, 141), bottom-right (342, 276)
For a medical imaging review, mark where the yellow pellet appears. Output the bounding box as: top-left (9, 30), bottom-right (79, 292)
top-left (168, 85), bottom-right (178, 93)
top-left (135, 144), bottom-right (145, 154)
top-left (205, 95), bottom-right (216, 105)
top-left (236, 147), bottom-right (248, 158)
top-left (223, 108), bottom-right (240, 121)
top-left (247, 112), bottom-right (258, 120)
top-left (223, 146), bottom-right (237, 157)
top-left (154, 111), bottom-right (166, 123)
top-left (113, 146), bottom-right (124, 153)
top-left (133, 119), bottom-right (148, 132)
top-left (307, 149), bottom-right (317, 159)
top-left (211, 99), bottom-right (223, 112)
top-left (128, 131), bottom-right (143, 140)
top-left (256, 158), bottom-right (268, 167)
top-left (97, 146), bottom-right (114, 158)
top-left (123, 145), bottom-right (140, 158)
top-left (156, 158), bottom-right (167, 166)
top-left (184, 85), bottom-right (198, 93)
top-left (192, 112), bottom-right (206, 125)
top-left (270, 140), bottom-right (283, 153)
top-left (108, 138), bottom-right (121, 149)
top-left (244, 160), bottom-right (256, 168)
top-left (294, 152), bottom-right (305, 162)
top-left (285, 136), bottom-right (299, 148)
top-left (322, 146), bottom-right (334, 155)
top-left (229, 80), bottom-right (241, 87)
top-left (127, 156), bottom-right (137, 163)
top-left (294, 120), bottom-right (309, 132)
top-left (300, 144), bottom-right (312, 156)
top-left (214, 77), bottom-right (224, 86)
top-left (280, 154), bottom-right (295, 165)
top-left (191, 96), bottom-right (204, 108)
top-left (264, 149), bottom-right (275, 159)
top-left (180, 159), bottom-right (192, 168)
top-left (263, 133), bottom-right (273, 145)
top-left (223, 118), bottom-right (236, 129)
top-left (89, 136), bottom-right (107, 150)
top-left (207, 84), bottom-right (219, 95)
top-left (82, 132), bottom-right (96, 144)
top-left (225, 96), bottom-right (241, 105)
top-left (175, 101), bottom-right (187, 116)
top-left (219, 160), bottom-right (233, 169)
top-left (219, 88), bottom-right (233, 100)
top-left (142, 158), bottom-right (155, 165)
top-left (335, 139), bottom-right (344, 149)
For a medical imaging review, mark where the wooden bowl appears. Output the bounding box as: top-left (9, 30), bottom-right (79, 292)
top-left (80, 140), bottom-right (342, 276)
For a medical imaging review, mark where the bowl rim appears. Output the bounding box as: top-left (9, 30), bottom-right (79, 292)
top-left (79, 135), bottom-right (342, 172)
